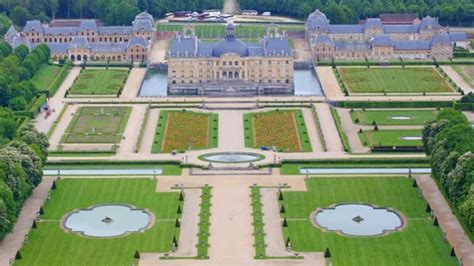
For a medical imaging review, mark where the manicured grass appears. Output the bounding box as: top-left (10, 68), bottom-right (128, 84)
top-left (281, 177), bottom-right (457, 266)
top-left (330, 108), bottom-right (351, 153)
top-left (197, 187), bottom-right (212, 259)
top-left (152, 110), bottom-right (218, 153)
top-left (31, 64), bottom-right (62, 90)
top-left (350, 109), bottom-right (438, 125)
top-left (339, 67), bottom-right (454, 93)
top-left (61, 106), bottom-right (131, 143)
top-left (359, 129), bottom-right (422, 147)
top-left (16, 179), bottom-right (181, 266)
top-left (43, 162), bottom-right (182, 176)
top-left (244, 109), bottom-right (312, 152)
top-left (251, 187), bottom-right (266, 259)
top-left (452, 65), bottom-right (474, 88)
top-left (69, 69), bottom-right (129, 95)
top-left (280, 158), bottom-right (431, 175)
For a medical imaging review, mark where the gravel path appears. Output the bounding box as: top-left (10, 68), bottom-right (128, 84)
top-left (314, 103), bottom-right (344, 152)
top-left (337, 108), bottom-right (370, 154)
top-left (118, 105), bottom-right (147, 154)
top-left (139, 108), bottom-right (160, 154)
top-left (441, 66), bottom-right (473, 94)
top-left (416, 175), bottom-right (474, 266)
top-left (0, 177), bottom-right (54, 266)
top-left (302, 107), bottom-right (324, 152)
top-left (35, 67), bottom-right (81, 134)
top-left (120, 68), bottom-right (147, 99)
top-left (223, 0), bottom-right (240, 14)
top-left (316, 67), bottom-right (344, 99)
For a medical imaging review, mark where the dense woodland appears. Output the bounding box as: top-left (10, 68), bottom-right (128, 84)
top-left (0, 41), bottom-right (50, 239)
top-left (1, 0), bottom-right (473, 27)
top-left (423, 104), bottom-right (474, 235)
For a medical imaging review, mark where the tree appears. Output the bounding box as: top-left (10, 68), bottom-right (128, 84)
top-left (10, 6), bottom-right (30, 27)
top-left (13, 45), bottom-right (29, 62)
top-left (324, 247), bottom-right (331, 258)
top-left (8, 96), bottom-right (27, 111)
top-left (0, 14), bottom-right (11, 37)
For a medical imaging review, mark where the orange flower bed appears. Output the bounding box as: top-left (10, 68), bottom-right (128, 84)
top-left (253, 110), bottom-right (301, 152)
top-left (162, 111), bottom-right (210, 152)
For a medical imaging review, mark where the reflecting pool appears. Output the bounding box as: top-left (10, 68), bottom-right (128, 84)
top-left (200, 152), bottom-right (263, 163)
top-left (313, 203), bottom-right (403, 236)
top-left (63, 205), bottom-right (153, 237)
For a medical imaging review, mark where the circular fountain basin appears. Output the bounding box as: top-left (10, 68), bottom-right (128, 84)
top-left (199, 152), bottom-right (264, 163)
top-left (63, 204), bottom-right (153, 237)
top-left (313, 203), bottom-right (404, 236)
top-left (390, 116), bottom-right (411, 120)
top-left (401, 136), bottom-right (422, 141)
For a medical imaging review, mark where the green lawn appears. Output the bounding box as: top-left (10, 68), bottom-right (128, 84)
top-left (31, 64), bottom-right (62, 90)
top-left (15, 179), bottom-right (181, 266)
top-left (350, 110), bottom-right (438, 125)
top-left (339, 67), bottom-right (454, 93)
top-left (68, 69), bottom-right (129, 95)
top-left (244, 109), bottom-right (312, 152)
top-left (359, 130), bottom-right (423, 147)
top-left (61, 106), bottom-right (131, 143)
top-left (452, 65), bottom-right (474, 88)
top-left (152, 110), bottom-right (218, 153)
top-left (281, 177), bottom-right (457, 266)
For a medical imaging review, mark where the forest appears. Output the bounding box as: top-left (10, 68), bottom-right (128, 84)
top-left (0, 0), bottom-right (473, 27)
top-left (0, 41), bottom-right (50, 239)
top-left (423, 105), bottom-right (474, 235)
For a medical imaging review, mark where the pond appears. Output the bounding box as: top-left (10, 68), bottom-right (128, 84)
top-left (63, 205), bottom-right (153, 237)
top-left (299, 168), bottom-right (431, 174)
top-left (313, 203), bottom-right (404, 236)
top-left (294, 69), bottom-right (323, 96)
top-left (137, 69), bottom-right (323, 97)
top-left (138, 69), bottom-right (168, 97)
top-left (199, 152), bottom-right (264, 163)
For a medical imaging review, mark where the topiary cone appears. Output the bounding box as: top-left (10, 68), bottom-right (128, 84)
top-left (134, 250), bottom-right (140, 259)
top-left (282, 218), bottom-right (288, 227)
top-left (280, 205), bottom-right (286, 214)
top-left (324, 247), bottom-right (331, 258)
top-left (175, 218), bottom-right (180, 228)
top-left (15, 250), bottom-right (22, 260)
top-left (32, 220), bottom-right (37, 229)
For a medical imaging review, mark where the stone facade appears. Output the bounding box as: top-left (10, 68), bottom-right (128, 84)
top-left (6, 11), bottom-right (155, 62)
top-left (167, 24), bottom-right (294, 96)
top-left (306, 10), bottom-right (467, 60)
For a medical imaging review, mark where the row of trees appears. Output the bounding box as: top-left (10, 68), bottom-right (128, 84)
top-left (422, 105), bottom-right (474, 234)
top-left (0, 115), bottom-right (49, 239)
top-left (0, 0), bottom-right (222, 26)
top-left (239, 0), bottom-right (474, 25)
top-left (0, 43), bottom-right (50, 111)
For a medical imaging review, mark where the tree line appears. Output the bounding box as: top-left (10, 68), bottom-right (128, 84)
top-left (0, 42), bottom-right (50, 239)
top-left (0, 43), bottom-right (50, 111)
top-left (239, 0), bottom-right (474, 25)
top-left (422, 104), bottom-right (474, 234)
top-left (0, 0), bottom-right (222, 26)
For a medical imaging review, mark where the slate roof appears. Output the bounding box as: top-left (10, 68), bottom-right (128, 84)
top-left (329, 25), bottom-right (363, 34)
top-left (98, 26), bottom-right (132, 35)
top-left (43, 26), bottom-right (78, 35)
top-left (364, 18), bottom-right (383, 29)
top-left (23, 21), bottom-right (43, 33)
top-left (70, 36), bottom-right (89, 49)
top-left (371, 35), bottom-right (394, 46)
top-left (90, 42), bottom-right (128, 53)
top-left (79, 20), bottom-right (98, 32)
top-left (41, 42), bottom-right (69, 53)
top-left (448, 32), bottom-right (467, 42)
top-left (4, 25), bottom-right (18, 41)
top-left (334, 41), bottom-right (370, 51)
top-left (383, 24), bottom-right (419, 33)
top-left (132, 19), bottom-right (154, 32)
top-left (168, 32), bottom-right (292, 58)
top-left (306, 9), bottom-right (330, 31)
top-left (419, 16), bottom-right (441, 30)
top-left (379, 13), bottom-right (418, 24)
top-left (393, 40), bottom-right (431, 50)
top-left (127, 36), bottom-right (148, 48)
top-left (431, 33), bottom-right (451, 46)
top-left (313, 34), bottom-right (335, 46)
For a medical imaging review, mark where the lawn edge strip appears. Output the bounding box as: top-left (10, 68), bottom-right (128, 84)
top-left (329, 108), bottom-right (351, 153)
